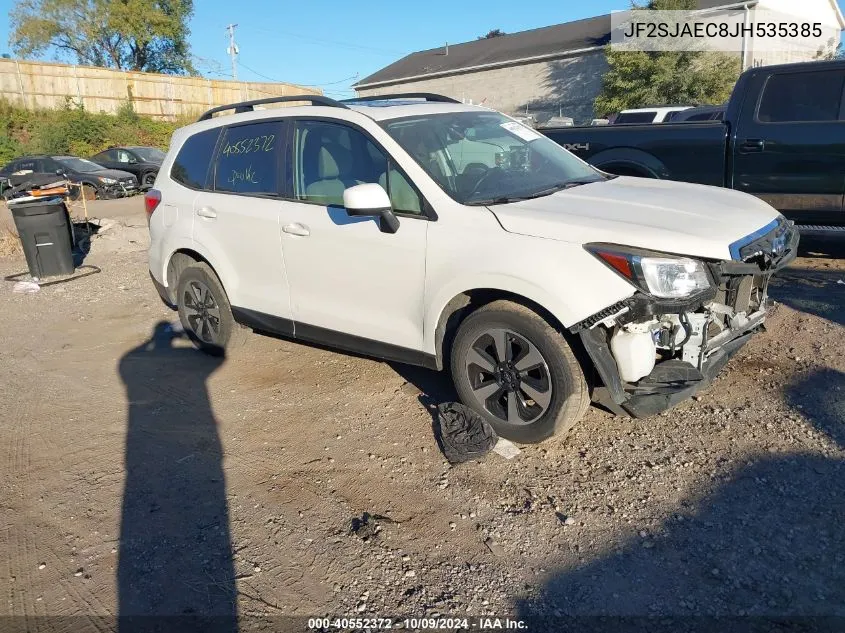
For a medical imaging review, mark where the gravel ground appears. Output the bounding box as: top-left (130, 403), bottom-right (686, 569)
top-left (1, 212), bottom-right (843, 631)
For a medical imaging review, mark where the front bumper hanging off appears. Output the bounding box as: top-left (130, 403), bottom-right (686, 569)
top-left (575, 219), bottom-right (799, 419)
top-left (579, 309), bottom-right (765, 418)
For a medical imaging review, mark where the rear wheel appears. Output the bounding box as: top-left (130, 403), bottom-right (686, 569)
top-left (450, 300), bottom-right (589, 444)
top-left (176, 262), bottom-right (246, 356)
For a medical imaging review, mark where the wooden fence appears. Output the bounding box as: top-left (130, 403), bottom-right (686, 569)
top-left (0, 59), bottom-right (322, 121)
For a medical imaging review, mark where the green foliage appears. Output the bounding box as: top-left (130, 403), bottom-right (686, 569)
top-left (595, 0), bottom-right (740, 115)
top-left (637, 0), bottom-right (696, 9)
top-left (478, 29), bottom-right (506, 40)
top-left (0, 99), bottom-right (176, 165)
top-left (10, 0), bottom-right (195, 74)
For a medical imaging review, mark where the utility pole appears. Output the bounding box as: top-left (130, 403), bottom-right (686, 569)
top-left (226, 23), bottom-right (239, 80)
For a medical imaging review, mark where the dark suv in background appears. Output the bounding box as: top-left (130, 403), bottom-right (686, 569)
top-left (90, 146), bottom-right (165, 188)
top-left (0, 155), bottom-right (137, 199)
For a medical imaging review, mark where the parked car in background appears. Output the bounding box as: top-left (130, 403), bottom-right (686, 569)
top-left (90, 146), bottom-right (165, 188)
top-left (0, 155), bottom-right (137, 199)
top-left (672, 105), bottom-right (726, 122)
top-left (543, 60), bottom-right (845, 234)
top-left (612, 106), bottom-right (694, 124)
top-left (147, 93), bottom-right (796, 444)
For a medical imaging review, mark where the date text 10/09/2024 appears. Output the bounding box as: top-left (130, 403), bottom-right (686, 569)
top-left (307, 617), bottom-right (529, 630)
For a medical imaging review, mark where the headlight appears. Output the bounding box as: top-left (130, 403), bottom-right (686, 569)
top-left (98, 177), bottom-right (116, 184)
top-left (586, 245), bottom-right (712, 299)
top-left (638, 257), bottom-right (711, 298)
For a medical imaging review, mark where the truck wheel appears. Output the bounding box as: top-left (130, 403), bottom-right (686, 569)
top-left (141, 171), bottom-right (156, 187)
top-left (450, 300), bottom-right (589, 444)
top-left (176, 262), bottom-right (247, 356)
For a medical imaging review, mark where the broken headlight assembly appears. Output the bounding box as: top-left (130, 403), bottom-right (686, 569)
top-left (585, 244), bottom-right (713, 299)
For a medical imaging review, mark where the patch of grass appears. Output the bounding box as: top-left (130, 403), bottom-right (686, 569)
top-left (0, 98), bottom-right (179, 165)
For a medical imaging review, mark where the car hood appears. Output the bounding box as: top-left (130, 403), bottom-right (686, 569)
top-left (487, 176), bottom-right (783, 261)
top-left (90, 168), bottom-right (136, 180)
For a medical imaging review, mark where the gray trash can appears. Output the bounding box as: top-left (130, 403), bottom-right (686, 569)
top-left (10, 197), bottom-right (74, 278)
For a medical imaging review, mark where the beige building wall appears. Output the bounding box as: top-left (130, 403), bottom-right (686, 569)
top-left (356, 50), bottom-right (609, 125)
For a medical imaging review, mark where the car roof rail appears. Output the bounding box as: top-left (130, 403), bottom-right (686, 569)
top-left (197, 95), bottom-right (349, 122)
top-left (343, 93), bottom-right (461, 104)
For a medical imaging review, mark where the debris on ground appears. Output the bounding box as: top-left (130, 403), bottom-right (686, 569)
top-left (434, 402), bottom-right (498, 464)
top-left (349, 512), bottom-right (397, 542)
top-left (492, 438), bottom-right (521, 460)
top-left (12, 280), bottom-right (39, 293)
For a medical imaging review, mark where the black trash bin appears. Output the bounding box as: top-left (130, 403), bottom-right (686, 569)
top-left (10, 197), bottom-right (74, 278)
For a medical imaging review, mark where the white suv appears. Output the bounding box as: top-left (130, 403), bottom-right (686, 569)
top-left (147, 94), bottom-right (798, 443)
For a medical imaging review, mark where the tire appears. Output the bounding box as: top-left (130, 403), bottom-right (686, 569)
top-left (70, 183), bottom-right (98, 201)
top-left (176, 262), bottom-right (247, 356)
top-left (141, 171), bottom-right (156, 187)
top-left (450, 300), bottom-right (589, 444)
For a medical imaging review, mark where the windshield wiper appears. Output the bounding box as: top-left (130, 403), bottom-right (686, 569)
top-left (466, 196), bottom-right (527, 206)
top-left (525, 179), bottom-right (603, 198)
top-left (467, 178), bottom-right (604, 206)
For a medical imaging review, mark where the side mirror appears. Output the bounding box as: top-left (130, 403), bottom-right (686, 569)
top-left (342, 183), bottom-right (399, 234)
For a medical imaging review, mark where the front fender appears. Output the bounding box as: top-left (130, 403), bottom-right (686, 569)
top-left (424, 273), bottom-right (606, 357)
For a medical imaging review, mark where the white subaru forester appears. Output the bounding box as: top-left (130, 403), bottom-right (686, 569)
top-left (147, 94), bottom-right (797, 443)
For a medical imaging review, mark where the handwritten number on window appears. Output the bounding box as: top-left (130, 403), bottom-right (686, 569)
top-left (222, 134), bottom-right (275, 157)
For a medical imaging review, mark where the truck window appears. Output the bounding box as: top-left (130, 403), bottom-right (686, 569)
top-left (615, 111), bottom-right (657, 124)
top-left (757, 71), bottom-right (845, 123)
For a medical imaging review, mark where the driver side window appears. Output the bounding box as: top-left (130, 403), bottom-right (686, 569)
top-left (293, 120), bottom-right (423, 215)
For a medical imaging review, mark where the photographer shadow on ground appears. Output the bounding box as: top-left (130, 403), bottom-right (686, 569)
top-left (117, 321), bottom-right (237, 632)
top-left (517, 367), bottom-right (845, 627)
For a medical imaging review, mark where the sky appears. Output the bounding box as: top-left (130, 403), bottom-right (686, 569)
top-left (0, 0), bottom-right (843, 97)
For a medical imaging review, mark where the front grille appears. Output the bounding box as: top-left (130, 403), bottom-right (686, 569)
top-left (730, 218), bottom-right (797, 270)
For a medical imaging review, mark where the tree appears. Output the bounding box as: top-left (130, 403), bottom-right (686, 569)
top-left (10, 0), bottom-right (195, 75)
top-left (594, 0), bottom-right (740, 115)
top-left (478, 29), bottom-right (506, 40)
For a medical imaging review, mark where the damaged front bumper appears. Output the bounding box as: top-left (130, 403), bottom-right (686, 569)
top-left (100, 180), bottom-right (138, 199)
top-left (573, 220), bottom-right (798, 418)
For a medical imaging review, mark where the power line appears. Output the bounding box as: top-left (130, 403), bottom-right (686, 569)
top-left (243, 26), bottom-right (407, 57)
top-left (238, 60), bottom-right (358, 88)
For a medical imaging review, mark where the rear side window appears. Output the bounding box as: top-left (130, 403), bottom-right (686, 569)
top-left (213, 121), bottom-right (283, 195)
top-left (757, 71), bottom-right (845, 123)
top-left (615, 111), bottom-right (656, 124)
top-left (171, 129), bottom-right (220, 189)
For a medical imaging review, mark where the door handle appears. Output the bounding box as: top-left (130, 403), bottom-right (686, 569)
top-left (739, 139), bottom-right (766, 153)
top-left (282, 222), bottom-right (310, 237)
top-left (196, 206), bottom-right (217, 219)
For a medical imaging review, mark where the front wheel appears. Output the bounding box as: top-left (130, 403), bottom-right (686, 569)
top-left (70, 183), bottom-right (98, 201)
top-left (141, 171), bottom-right (156, 187)
top-left (450, 300), bottom-right (589, 444)
top-left (176, 262), bottom-right (246, 356)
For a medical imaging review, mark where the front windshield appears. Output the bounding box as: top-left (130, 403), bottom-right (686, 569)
top-left (133, 147), bottom-right (166, 161)
top-left (382, 111), bottom-right (603, 205)
top-left (54, 157), bottom-right (104, 173)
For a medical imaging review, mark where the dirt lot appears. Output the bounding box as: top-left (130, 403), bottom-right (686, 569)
top-left (1, 200), bottom-right (844, 631)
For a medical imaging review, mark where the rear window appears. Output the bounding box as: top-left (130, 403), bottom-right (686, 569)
top-left (757, 71), bottom-right (845, 123)
top-left (615, 111), bottom-right (657, 124)
top-left (213, 121), bottom-right (283, 195)
top-left (171, 129), bottom-right (220, 189)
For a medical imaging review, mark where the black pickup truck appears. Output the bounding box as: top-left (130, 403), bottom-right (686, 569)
top-left (544, 60), bottom-right (845, 234)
